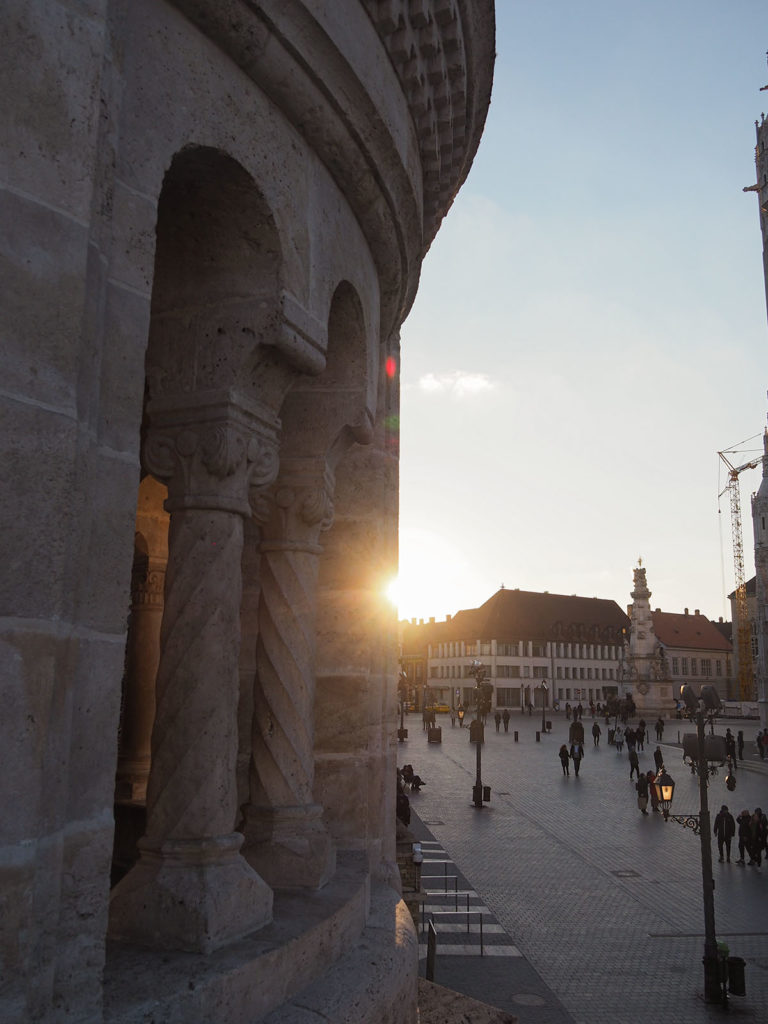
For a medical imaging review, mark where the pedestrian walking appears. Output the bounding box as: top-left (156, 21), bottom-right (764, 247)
top-left (736, 809), bottom-right (751, 864)
top-left (450, 708), bottom-right (456, 727)
top-left (737, 730), bottom-right (744, 761)
top-left (625, 727), bottom-right (636, 753)
top-left (565, 702), bottom-right (572, 721)
top-left (636, 772), bottom-right (649, 814)
top-left (647, 770), bottom-right (660, 813)
top-left (655, 717), bottom-right (664, 741)
top-left (559, 744), bottom-right (570, 776)
top-left (570, 741), bottom-right (583, 777)
top-left (636, 721), bottom-right (646, 751)
top-left (713, 805), bottom-right (735, 863)
top-left (748, 808), bottom-right (767, 866)
top-left (653, 746), bottom-right (664, 772)
top-left (494, 710), bottom-right (501, 733)
top-left (614, 725), bottom-right (624, 753)
top-left (756, 730), bottom-right (766, 760)
top-left (761, 732), bottom-right (768, 761)
top-left (576, 702), bottom-right (584, 720)
top-left (725, 729), bottom-right (737, 767)
top-left (502, 708), bottom-right (510, 732)
top-left (592, 721), bottom-right (602, 747)
top-left (629, 748), bottom-right (640, 780)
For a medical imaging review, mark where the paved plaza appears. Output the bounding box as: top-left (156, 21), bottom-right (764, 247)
top-left (403, 711), bottom-right (768, 1024)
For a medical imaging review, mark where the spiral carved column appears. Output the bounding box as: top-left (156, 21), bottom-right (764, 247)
top-left (241, 463), bottom-right (335, 888)
top-left (115, 560), bottom-right (165, 804)
top-left (109, 392), bottom-right (279, 954)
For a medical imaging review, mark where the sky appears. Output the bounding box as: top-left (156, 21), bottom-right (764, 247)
top-left (391, 1), bottom-right (768, 626)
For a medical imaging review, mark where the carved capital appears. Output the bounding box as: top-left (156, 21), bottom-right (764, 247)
top-left (257, 460), bottom-right (335, 550)
top-left (143, 391), bottom-right (280, 516)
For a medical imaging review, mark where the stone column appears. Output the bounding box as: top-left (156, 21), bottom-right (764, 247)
top-left (114, 558), bottom-right (165, 804)
top-left (241, 460), bottom-right (335, 888)
top-left (109, 391), bottom-right (279, 953)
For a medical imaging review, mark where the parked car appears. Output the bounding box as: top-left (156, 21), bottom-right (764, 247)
top-left (428, 703), bottom-right (451, 714)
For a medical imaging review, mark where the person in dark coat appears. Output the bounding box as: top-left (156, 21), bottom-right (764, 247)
top-left (629, 748), bottom-right (640, 780)
top-left (636, 772), bottom-right (649, 814)
top-left (713, 805), bottom-right (735, 863)
top-left (637, 719), bottom-right (646, 751)
top-left (592, 721), bottom-right (602, 746)
top-left (655, 717), bottom-right (664, 741)
top-left (559, 744), bottom-right (570, 776)
top-left (736, 809), bottom-right (751, 864)
top-left (494, 710), bottom-right (502, 732)
top-left (502, 708), bottom-right (510, 732)
top-left (569, 741), bottom-right (583, 777)
top-left (653, 746), bottom-right (664, 772)
top-left (749, 808), bottom-right (768, 865)
top-left (737, 730), bottom-right (745, 760)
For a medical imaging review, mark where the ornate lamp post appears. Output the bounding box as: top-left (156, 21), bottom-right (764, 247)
top-left (653, 684), bottom-right (734, 1005)
top-left (397, 669), bottom-right (408, 743)
top-left (540, 680), bottom-right (548, 734)
top-left (469, 660), bottom-right (490, 808)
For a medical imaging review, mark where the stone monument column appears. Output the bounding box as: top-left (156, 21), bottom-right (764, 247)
top-left (109, 390), bottom-right (279, 953)
top-left (114, 557), bottom-right (165, 804)
top-left (241, 459), bottom-right (336, 888)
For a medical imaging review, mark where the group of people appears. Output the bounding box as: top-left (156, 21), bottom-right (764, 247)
top-left (493, 709), bottom-right (512, 732)
top-left (713, 805), bottom-right (768, 866)
top-left (559, 742), bottom-right (585, 776)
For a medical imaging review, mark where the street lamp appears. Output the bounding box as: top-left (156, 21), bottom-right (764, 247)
top-left (540, 680), bottom-right (548, 734)
top-left (397, 670), bottom-right (408, 743)
top-left (457, 704), bottom-right (465, 727)
top-left (653, 684), bottom-right (735, 1006)
top-left (469, 660), bottom-right (490, 808)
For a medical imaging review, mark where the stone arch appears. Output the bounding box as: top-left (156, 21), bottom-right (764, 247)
top-left (239, 279), bottom-right (377, 889)
top-left (109, 146), bottom-right (288, 953)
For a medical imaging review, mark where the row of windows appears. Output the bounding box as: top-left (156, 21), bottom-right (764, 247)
top-left (433, 640), bottom-right (618, 660)
top-left (556, 666), bottom-right (616, 681)
top-left (493, 686), bottom-right (611, 706)
top-left (670, 657), bottom-right (725, 677)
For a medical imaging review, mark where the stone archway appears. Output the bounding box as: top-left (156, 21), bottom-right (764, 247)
top-left (240, 280), bottom-right (376, 888)
top-left (109, 146), bottom-right (290, 953)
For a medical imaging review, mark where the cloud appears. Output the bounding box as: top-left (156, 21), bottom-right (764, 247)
top-left (416, 371), bottom-right (496, 397)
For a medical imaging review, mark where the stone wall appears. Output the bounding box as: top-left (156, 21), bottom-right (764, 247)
top-left (0, 2), bottom-right (494, 1020)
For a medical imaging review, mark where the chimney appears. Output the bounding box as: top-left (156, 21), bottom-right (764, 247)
top-left (655, 608), bottom-right (660, 613)
top-left (411, 618), bottom-right (417, 625)
top-left (419, 618), bottom-right (424, 625)
top-left (684, 608), bottom-right (689, 615)
top-left (446, 614), bottom-right (452, 621)
top-left (429, 617), bottom-right (435, 624)
top-left (694, 609), bottom-right (700, 616)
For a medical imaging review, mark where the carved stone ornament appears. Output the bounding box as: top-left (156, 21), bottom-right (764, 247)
top-left (143, 392), bottom-right (280, 516)
top-left (257, 462), bottom-right (336, 550)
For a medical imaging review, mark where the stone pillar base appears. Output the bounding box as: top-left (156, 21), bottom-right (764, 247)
top-left (108, 833), bottom-right (273, 953)
top-left (242, 804), bottom-right (335, 889)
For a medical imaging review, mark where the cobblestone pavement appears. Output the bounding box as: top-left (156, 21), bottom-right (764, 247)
top-left (402, 713), bottom-right (768, 1024)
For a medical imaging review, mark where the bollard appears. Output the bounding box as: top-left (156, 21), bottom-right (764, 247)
top-left (514, 730), bottom-right (518, 742)
top-left (536, 731), bottom-right (540, 742)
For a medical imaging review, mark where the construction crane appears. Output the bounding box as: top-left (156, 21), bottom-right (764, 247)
top-left (718, 448), bottom-right (761, 700)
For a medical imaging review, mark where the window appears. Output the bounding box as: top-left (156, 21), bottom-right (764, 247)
top-left (556, 667), bottom-right (562, 679)
top-left (430, 667), bottom-right (438, 678)
top-left (701, 659), bottom-right (712, 677)
top-left (497, 642), bottom-right (520, 656)
top-left (523, 666), bottom-right (530, 678)
top-left (533, 666), bottom-right (547, 678)
top-left (716, 660), bottom-right (722, 676)
top-left (690, 658), bottom-right (697, 676)
top-left (681, 657), bottom-right (688, 674)
top-left (478, 640), bottom-right (492, 656)
top-left (586, 668), bottom-right (592, 680)
top-left (496, 687), bottom-right (519, 707)
top-left (532, 643), bottom-right (547, 657)
top-left (564, 667), bottom-right (571, 679)
top-left (465, 642), bottom-right (477, 656)
top-left (671, 658), bottom-right (679, 675)
top-left (752, 636), bottom-right (759, 658)
top-left (580, 668), bottom-right (585, 679)
top-left (497, 665), bottom-right (521, 678)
